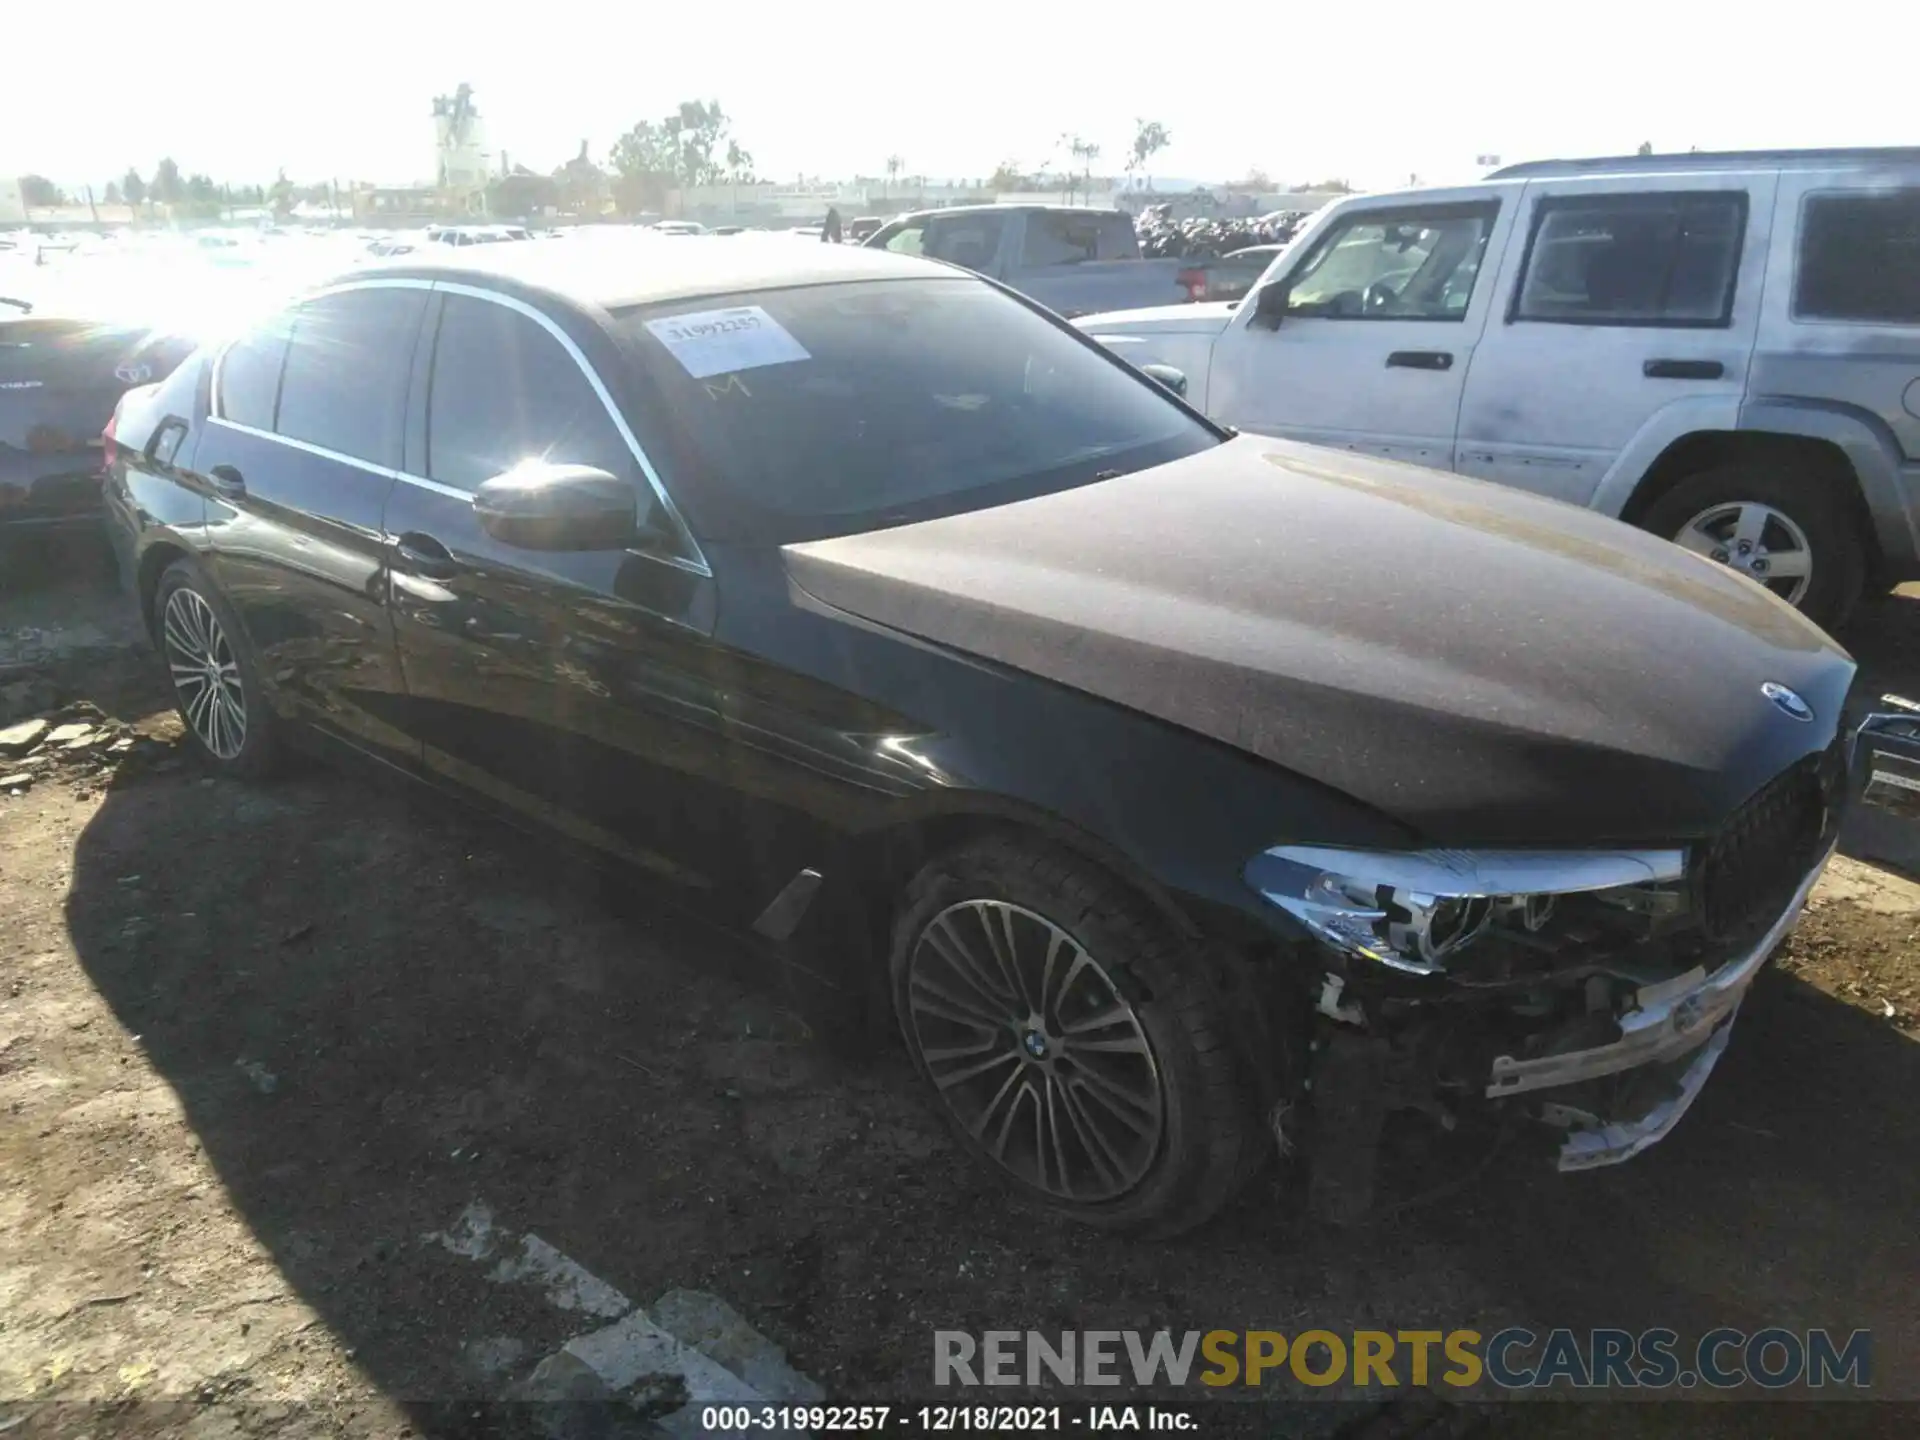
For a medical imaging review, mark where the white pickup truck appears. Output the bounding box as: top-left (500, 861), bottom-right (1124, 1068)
top-left (862, 204), bottom-right (1188, 317)
top-left (1077, 149), bottom-right (1920, 628)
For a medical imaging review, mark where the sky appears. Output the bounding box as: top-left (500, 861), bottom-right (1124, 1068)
top-left (5, 1), bottom-right (1914, 194)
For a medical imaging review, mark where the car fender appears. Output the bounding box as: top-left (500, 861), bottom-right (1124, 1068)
top-left (1735, 398), bottom-right (1920, 570)
top-left (1587, 394), bottom-right (1748, 518)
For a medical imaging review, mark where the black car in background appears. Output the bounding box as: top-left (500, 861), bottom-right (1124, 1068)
top-left (2, 298), bottom-right (196, 568)
top-left (105, 237), bottom-right (1863, 1233)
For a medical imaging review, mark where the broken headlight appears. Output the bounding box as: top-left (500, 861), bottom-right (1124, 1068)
top-left (1244, 846), bottom-right (1686, 976)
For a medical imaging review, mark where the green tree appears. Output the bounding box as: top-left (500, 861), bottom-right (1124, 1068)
top-left (491, 169), bottom-right (558, 217)
top-left (664, 100), bottom-right (733, 187)
top-left (609, 119), bottom-right (677, 214)
top-left (152, 158), bottom-right (183, 205)
top-left (1637, 141), bottom-right (1654, 156)
top-left (103, 180), bottom-right (123, 205)
top-left (724, 139), bottom-right (754, 183)
top-left (268, 169), bottom-right (295, 219)
top-left (1127, 119), bottom-right (1172, 191)
top-left (20, 175), bottom-right (66, 207)
top-left (988, 160), bottom-right (1022, 192)
top-left (121, 168), bottom-right (147, 209)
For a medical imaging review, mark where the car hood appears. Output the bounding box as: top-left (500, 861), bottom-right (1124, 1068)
top-left (1075, 301), bottom-right (1239, 335)
top-left (782, 437), bottom-right (1856, 846)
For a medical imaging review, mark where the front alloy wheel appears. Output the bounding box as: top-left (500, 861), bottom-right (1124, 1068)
top-left (163, 587), bottom-right (248, 760)
top-left (890, 837), bottom-right (1261, 1234)
top-left (905, 899), bottom-right (1165, 1202)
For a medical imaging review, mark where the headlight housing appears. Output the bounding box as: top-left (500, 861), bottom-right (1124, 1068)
top-left (1245, 845), bottom-right (1686, 975)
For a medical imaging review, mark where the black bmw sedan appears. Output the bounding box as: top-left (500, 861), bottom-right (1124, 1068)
top-left (105, 236), bottom-right (1865, 1233)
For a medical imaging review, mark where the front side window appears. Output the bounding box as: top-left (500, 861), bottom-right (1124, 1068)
top-left (276, 287), bottom-right (428, 467)
top-left (1515, 192), bottom-right (1745, 326)
top-left (215, 313), bottom-right (292, 429)
top-left (1795, 190), bottom-right (1920, 323)
top-left (617, 276), bottom-right (1218, 544)
top-left (1021, 213), bottom-right (1102, 267)
top-left (426, 293), bottom-right (637, 497)
top-left (877, 221), bottom-right (926, 255)
top-left (923, 213), bottom-right (1008, 272)
top-left (1284, 205), bottom-right (1497, 320)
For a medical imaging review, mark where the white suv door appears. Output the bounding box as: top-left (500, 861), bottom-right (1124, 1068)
top-left (1206, 191), bottom-right (1512, 467)
top-left (1455, 170), bottom-right (1775, 508)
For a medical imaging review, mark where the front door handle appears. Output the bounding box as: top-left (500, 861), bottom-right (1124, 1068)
top-left (1644, 358), bottom-right (1724, 380)
top-left (208, 463), bottom-right (245, 498)
top-left (391, 531), bottom-right (461, 580)
top-left (1386, 350), bottom-right (1453, 371)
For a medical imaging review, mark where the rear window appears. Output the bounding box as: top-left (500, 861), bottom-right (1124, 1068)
top-left (1515, 192), bottom-right (1745, 326)
top-left (616, 278), bottom-right (1216, 544)
top-left (1795, 190), bottom-right (1920, 323)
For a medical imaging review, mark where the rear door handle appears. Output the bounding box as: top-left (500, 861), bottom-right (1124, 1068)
top-left (1386, 350), bottom-right (1453, 371)
top-left (1644, 358), bottom-right (1724, 380)
top-left (391, 531), bottom-right (461, 579)
top-left (208, 463), bottom-right (246, 498)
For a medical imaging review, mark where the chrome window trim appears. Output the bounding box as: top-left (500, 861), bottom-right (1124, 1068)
top-left (432, 280), bottom-right (711, 575)
top-left (208, 275), bottom-right (713, 577)
top-left (205, 415), bottom-right (402, 482)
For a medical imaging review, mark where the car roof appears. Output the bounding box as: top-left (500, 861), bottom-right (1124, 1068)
top-left (896, 203), bottom-right (1125, 221)
top-left (344, 233), bottom-right (944, 311)
top-left (1489, 146), bottom-right (1920, 178)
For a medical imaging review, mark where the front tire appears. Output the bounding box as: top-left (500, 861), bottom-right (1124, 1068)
top-left (1640, 464), bottom-right (1865, 630)
top-left (154, 560), bottom-right (279, 778)
top-left (889, 836), bottom-right (1260, 1235)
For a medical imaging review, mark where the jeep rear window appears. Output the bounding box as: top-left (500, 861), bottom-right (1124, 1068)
top-left (1795, 190), bottom-right (1920, 324)
top-left (1514, 192), bottom-right (1746, 327)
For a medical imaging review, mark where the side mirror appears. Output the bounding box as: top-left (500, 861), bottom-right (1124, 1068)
top-left (472, 462), bottom-right (637, 551)
top-left (1251, 281), bottom-right (1292, 330)
top-left (1138, 363), bottom-right (1188, 398)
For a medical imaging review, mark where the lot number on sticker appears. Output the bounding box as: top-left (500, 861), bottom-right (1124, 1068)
top-left (644, 306), bottom-right (810, 379)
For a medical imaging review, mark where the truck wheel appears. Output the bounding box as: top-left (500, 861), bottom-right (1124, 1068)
top-left (1639, 465), bottom-right (1865, 630)
top-left (890, 836), bottom-right (1261, 1235)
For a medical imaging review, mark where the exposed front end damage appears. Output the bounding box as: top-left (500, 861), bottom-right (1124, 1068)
top-left (1246, 736), bottom-right (1856, 1218)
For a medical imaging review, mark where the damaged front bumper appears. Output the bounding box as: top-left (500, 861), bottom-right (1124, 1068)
top-left (1487, 843), bottom-right (1833, 1170)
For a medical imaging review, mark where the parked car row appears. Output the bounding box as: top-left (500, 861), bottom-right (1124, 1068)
top-left (1080, 146), bottom-right (1920, 630)
top-left (93, 218), bottom-right (1919, 1235)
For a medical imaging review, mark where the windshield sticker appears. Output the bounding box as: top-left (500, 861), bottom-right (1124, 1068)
top-left (643, 306), bottom-right (810, 380)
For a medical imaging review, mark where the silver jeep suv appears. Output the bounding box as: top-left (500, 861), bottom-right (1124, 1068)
top-left (1078, 147), bottom-right (1920, 629)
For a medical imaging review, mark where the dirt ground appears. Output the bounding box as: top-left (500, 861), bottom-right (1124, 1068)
top-left (3, 564), bottom-right (1920, 1439)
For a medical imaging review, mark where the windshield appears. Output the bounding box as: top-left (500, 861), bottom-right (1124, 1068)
top-left (615, 277), bottom-right (1218, 543)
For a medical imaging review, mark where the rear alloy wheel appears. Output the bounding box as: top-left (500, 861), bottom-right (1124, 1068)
top-left (891, 837), bottom-right (1259, 1234)
top-left (155, 561), bottom-right (278, 777)
top-left (1640, 463), bottom-right (1865, 630)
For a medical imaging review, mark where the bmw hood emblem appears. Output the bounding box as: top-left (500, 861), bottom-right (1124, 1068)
top-left (1761, 682), bottom-right (1814, 723)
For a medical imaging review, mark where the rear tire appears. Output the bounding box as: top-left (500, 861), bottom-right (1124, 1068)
top-left (154, 560), bottom-right (280, 779)
top-left (1639, 464), bottom-right (1865, 631)
top-left (889, 835), bottom-right (1261, 1235)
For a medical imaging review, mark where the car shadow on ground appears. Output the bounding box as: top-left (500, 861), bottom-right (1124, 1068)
top-left (56, 749), bottom-right (1920, 1431)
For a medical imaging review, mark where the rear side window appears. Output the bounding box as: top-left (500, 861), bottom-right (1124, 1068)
top-left (275, 287), bottom-right (428, 467)
top-left (215, 315), bottom-right (292, 429)
top-left (425, 293), bottom-right (636, 494)
top-left (1021, 213), bottom-right (1104, 266)
top-left (1795, 191), bottom-right (1920, 323)
top-left (1515, 192), bottom-right (1746, 326)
